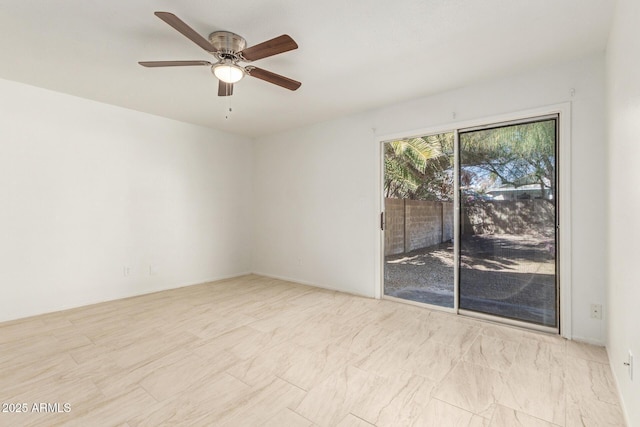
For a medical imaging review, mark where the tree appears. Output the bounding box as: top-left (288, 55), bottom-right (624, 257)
top-left (384, 133), bottom-right (454, 201)
top-left (384, 120), bottom-right (555, 202)
top-left (459, 120), bottom-right (556, 197)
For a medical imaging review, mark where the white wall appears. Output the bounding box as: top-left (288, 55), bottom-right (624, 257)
top-left (253, 116), bottom-right (378, 294)
top-left (606, 0), bottom-right (640, 424)
top-left (253, 54), bottom-right (607, 344)
top-left (0, 78), bottom-right (253, 322)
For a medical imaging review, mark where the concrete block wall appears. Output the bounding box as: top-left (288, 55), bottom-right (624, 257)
top-left (442, 202), bottom-right (454, 242)
top-left (384, 198), bottom-right (405, 255)
top-left (462, 200), bottom-right (555, 236)
top-left (384, 198), bottom-right (454, 256)
top-left (405, 200), bottom-right (443, 251)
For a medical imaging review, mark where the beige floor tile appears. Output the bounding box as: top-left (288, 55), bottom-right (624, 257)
top-left (243, 299), bottom-right (303, 321)
top-left (68, 341), bottom-right (112, 365)
top-left (215, 376), bottom-right (307, 427)
top-left (430, 310), bottom-right (483, 327)
top-left (512, 337), bottom-right (565, 375)
top-left (335, 322), bottom-right (397, 356)
top-left (0, 377), bottom-right (103, 426)
top-left (50, 326), bottom-right (94, 352)
top-left (295, 365), bottom-right (373, 427)
top-left (410, 398), bottom-right (475, 427)
top-left (351, 369), bottom-right (435, 426)
top-left (564, 357), bottom-right (619, 405)
top-left (287, 289), bottom-right (349, 311)
top-left (0, 353), bottom-right (79, 396)
top-left (0, 335), bottom-right (65, 368)
top-left (88, 323), bottom-right (165, 350)
top-left (470, 414), bottom-right (491, 426)
top-left (186, 312), bottom-right (257, 339)
top-left (463, 335), bottom-right (519, 373)
top-left (93, 348), bottom-right (191, 398)
top-left (520, 329), bottom-right (567, 347)
top-left (242, 308), bottom-right (313, 344)
top-left (498, 365), bottom-right (565, 425)
top-left (336, 413), bottom-right (376, 427)
top-left (262, 408), bottom-right (314, 427)
top-left (391, 321), bottom-right (441, 347)
top-left (403, 339), bottom-right (463, 382)
top-left (433, 361), bottom-right (506, 418)
top-left (481, 323), bottom-right (525, 343)
top-left (289, 318), bottom-right (358, 353)
top-left (137, 351), bottom-right (217, 402)
top-left (190, 325), bottom-right (278, 360)
top-left (319, 296), bottom-right (378, 323)
top-left (69, 315), bottom-right (135, 341)
top-left (0, 405), bottom-right (71, 427)
top-left (565, 393), bottom-right (626, 427)
top-left (107, 330), bottom-right (200, 370)
top-left (226, 339), bottom-right (358, 390)
top-left (226, 341), bottom-right (303, 386)
top-left (372, 303), bottom-right (432, 332)
top-left (278, 343), bottom-right (360, 391)
top-left (354, 336), bottom-right (424, 378)
top-left (0, 318), bottom-right (49, 343)
top-left (424, 319), bottom-right (482, 353)
top-left (491, 405), bottom-right (562, 427)
top-left (65, 386), bottom-right (158, 426)
top-left (0, 275), bottom-right (626, 426)
top-left (127, 372), bottom-right (250, 426)
top-left (566, 340), bottom-right (609, 364)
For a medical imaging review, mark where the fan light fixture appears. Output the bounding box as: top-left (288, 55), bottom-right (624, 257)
top-left (213, 62), bottom-right (245, 83)
top-left (139, 12), bottom-right (301, 96)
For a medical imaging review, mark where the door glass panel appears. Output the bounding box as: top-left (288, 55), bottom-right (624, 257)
top-left (383, 132), bottom-right (455, 308)
top-left (458, 118), bottom-right (557, 326)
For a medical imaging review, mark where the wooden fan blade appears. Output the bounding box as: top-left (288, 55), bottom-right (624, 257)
top-left (154, 12), bottom-right (216, 53)
top-left (139, 60), bottom-right (212, 67)
top-left (240, 35), bottom-right (298, 61)
top-left (247, 67), bottom-right (301, 91)
top-left (218, 81), bottom-right (234, 96)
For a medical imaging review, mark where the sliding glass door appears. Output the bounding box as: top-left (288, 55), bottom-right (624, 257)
top-left (382, 115), bottom-right (559, 329)
top-left (383, 133), bottom-right (455, 308)
top-left (458, 117), bottom-right (558, 327)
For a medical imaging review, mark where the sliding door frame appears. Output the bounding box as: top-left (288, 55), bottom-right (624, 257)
top-left (379, 131), bottom-right (459, 314)
top-left (376, 103), bottom-right (572, 338)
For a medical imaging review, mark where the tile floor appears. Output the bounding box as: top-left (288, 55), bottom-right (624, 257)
top-left (0, 275), bottom-right (627, 426)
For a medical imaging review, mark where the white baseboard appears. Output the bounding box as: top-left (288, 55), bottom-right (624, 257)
top-left (607, 346), bottom-right (631, 427)
top-left (570, 335), bottom-right (606, 346)
top-left (251, 271), bottom-right (371, 298)
top-left (0, 271), bottom-right (253, 323)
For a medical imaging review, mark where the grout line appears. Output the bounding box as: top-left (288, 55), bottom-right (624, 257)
top-left (429, 397), bottom-right (482, 419)
top-left (276, 374), bottom-right (309, 393)
top-left (287, 407), bottom-right (318, 425)
top-left (346, 412), bottom-right (376, 426)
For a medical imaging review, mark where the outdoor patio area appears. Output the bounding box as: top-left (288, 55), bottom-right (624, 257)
top-left (384, 234), bottom-right (556, 326)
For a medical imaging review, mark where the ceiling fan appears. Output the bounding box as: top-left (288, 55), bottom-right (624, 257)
top-left (139, 12), bottom-right (301, 96)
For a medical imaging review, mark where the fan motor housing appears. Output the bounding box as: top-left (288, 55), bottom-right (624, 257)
top-left (208, 31), bottom-right (247, 54)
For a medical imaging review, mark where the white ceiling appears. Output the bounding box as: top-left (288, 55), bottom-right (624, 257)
top-left (0, 0), bottom-right (613, 137)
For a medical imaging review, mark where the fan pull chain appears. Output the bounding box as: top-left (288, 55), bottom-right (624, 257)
top-left (225, 93), bottom-right (232, 120)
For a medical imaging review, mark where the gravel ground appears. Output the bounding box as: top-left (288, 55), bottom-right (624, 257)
top-left (384, 234), bottom-right (557, 326)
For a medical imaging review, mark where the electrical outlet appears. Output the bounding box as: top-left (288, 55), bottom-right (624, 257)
top-left (590, 304), bottom-right (602, 319)
top-left (123, 266), bottom-right (130, 277)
